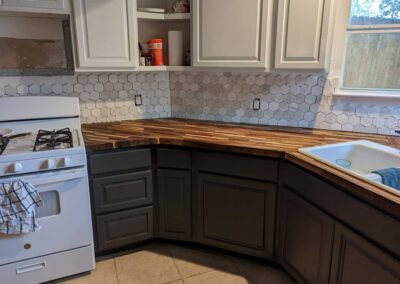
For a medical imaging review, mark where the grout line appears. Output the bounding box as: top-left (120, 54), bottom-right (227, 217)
top-left (113, 258), bottom-right (120, 284)
top-left (166, 244), bottom-right (241, 281)
top-left (181, 264), bottom-right (237, 281)
top-left (165, 244), bottom-right (185, 282)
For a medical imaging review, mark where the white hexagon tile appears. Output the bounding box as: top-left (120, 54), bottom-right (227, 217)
top-left (170, 72), bottom-right (400, 135)
top-left (0, 72), bottom-right (171, 124)
top-left (1, 71), bottom-right (400, 135)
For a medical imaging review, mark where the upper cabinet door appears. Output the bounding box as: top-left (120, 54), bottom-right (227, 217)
top-left (72, 0), bottom-right (137, 70)
top-left (193, 0), bottom-right (273, 69)
top-left (275, 0), bottom-right (333, 69)
top-left (0, 0), bottom-right (69, 14)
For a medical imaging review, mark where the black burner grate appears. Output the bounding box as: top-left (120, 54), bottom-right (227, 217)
top-left (33, 128), bottom-right (73, 152)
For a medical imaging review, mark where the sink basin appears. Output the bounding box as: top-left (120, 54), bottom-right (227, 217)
top-left (299, 140), bottom-right (400, 196)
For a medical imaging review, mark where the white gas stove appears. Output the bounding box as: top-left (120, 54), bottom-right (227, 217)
top-left (0, 96), bottom-right (95, 284)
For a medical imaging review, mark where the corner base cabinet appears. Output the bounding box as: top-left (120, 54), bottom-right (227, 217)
top-left (196, 173), bottom-right (277, 258)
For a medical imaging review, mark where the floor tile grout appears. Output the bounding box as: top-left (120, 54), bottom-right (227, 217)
top-left (166, 244), bottom-right (242, 281)
top-left (112, 258), bottom-right (120, 284)
top-left (180, 264), bottom-right (236, 281)
top-left (165, 244), bottom-right (185, 283)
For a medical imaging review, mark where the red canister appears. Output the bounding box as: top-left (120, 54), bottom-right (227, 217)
top-left (148, 39), bottom-right (164, 66)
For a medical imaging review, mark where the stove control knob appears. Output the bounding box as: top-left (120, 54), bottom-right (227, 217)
top-left (11, 162), bottom-right (23, 173)
top-left (60, 157), bottom-right (71, 167)
top-left (42, 159), bottom-right (55, 170)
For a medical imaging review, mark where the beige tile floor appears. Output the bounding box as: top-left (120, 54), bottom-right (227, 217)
top-left (63, 243), bottom-right (295, 284)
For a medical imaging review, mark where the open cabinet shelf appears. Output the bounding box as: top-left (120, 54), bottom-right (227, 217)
top-left (136, 0), bottom-right (192, 72)
top-left (137, 12), bottom-right (191, 21)
top-left (136, 66), bottom-right (193, 72)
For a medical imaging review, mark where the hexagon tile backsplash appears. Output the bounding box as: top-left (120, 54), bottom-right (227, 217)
top-left (1, 71), bottom-right (400, 135)
top-left (170, 72), bottom-right (400, 135)
top-left (0, 72), bottom-right (171, 124)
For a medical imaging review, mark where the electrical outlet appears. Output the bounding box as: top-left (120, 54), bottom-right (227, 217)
top-left (135, 94), bottom-right (143, 106)
top-left (253, 98), bottom-right (261, 111)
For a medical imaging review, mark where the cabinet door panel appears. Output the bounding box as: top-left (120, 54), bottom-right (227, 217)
top-left (1, 0), bottom-right (69, 13)
top-left (196, 173), bottom-right (276, 258)
top-left (275, 0), bottom-right (332, 69)
top-left (278, 188), bottom-right (334, 284)
top-left (158, 170), bottom-right (191, 240)
top-left (193, 0), bottom-right (272, 68)
top-left (330, 224), bottom-right (400, 284)
top-left (73, 0), bottom-right (137, 69)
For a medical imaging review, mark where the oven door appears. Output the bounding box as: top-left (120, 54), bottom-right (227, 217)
top-left (0, 167), bottom-right (93, 266)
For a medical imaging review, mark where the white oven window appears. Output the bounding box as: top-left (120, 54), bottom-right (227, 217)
top-left (36, 191), bottom-right (61, 218)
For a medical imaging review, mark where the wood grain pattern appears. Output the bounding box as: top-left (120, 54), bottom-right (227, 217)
top-left (83, 118), bottom-right (395, 153)
top-left (82, 118), bottom-right (400, 218)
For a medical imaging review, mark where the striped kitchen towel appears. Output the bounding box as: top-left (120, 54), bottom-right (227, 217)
top-left (0, 179), bottom-right (43, 235)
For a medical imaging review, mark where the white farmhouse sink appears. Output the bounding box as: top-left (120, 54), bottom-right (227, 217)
top-left (299, 140), bottom-right (400, 196)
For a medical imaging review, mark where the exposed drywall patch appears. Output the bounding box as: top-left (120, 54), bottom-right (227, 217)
top-left (0, 38), bottom-right (67, 69)
top-left (0, 15), bottom-right (73, 76)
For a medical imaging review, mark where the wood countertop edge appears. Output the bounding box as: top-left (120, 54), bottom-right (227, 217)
top-left (82, 119), bottom-right (400, 217)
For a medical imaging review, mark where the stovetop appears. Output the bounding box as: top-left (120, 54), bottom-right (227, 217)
top-left (0, 129), bottom-right (81, 158)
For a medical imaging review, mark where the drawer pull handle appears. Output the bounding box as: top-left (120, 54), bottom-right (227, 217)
top-left (16, 262), bottom-right (46, 274)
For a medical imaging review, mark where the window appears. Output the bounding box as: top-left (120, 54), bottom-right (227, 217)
top-left (338, 0), bottom-right (400, 96)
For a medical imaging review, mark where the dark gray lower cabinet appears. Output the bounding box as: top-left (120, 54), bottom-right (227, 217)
top-left (330, 224), bottom-right (400, 284)
top-left (196, 173), bottom-right (277, 258)
top-left (278, 188), bottom-right (335, 284)
top-left (88, 148), bottom-right (400, 284)
top-left (96, 206), bottom-right (153, 252)
top-left (279, 185), bottom-right (400, 284)
top-left (158, 169), bottom-right (191, 240)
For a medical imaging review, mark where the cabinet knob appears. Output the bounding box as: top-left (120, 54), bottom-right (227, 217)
top-left (41, 159), bottom-right (55, 170)
top-left (59, 157), bottom-right (71, 167)
top-left (11, 162), bottom-right (23, 173)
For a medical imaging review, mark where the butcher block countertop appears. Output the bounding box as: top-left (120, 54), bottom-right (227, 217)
top-left (82, 118), bottom-right (400, 218)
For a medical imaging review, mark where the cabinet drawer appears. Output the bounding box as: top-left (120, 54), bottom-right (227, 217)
top-left (196, 151), bottom-right (278, 181)
top-left (157, 148), bottom-right (191, 169)
top-left (90, 149), bottom-right (151, 175)
top-left (284, 163), bottom-right (400, 258)
top-left (93, 171), bottom-right (153, 214)
top-left (96, 207), bottom-right (153, 252)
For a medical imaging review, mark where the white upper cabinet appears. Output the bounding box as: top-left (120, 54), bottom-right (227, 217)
top-left (275, 0), bottom-right (334, 69)
top-left (72, 0), bottom-right (138, 71)
top-left (192, 0), bottom-right (273, 69)
top-left (0, 0), bottom-right (70, 14)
